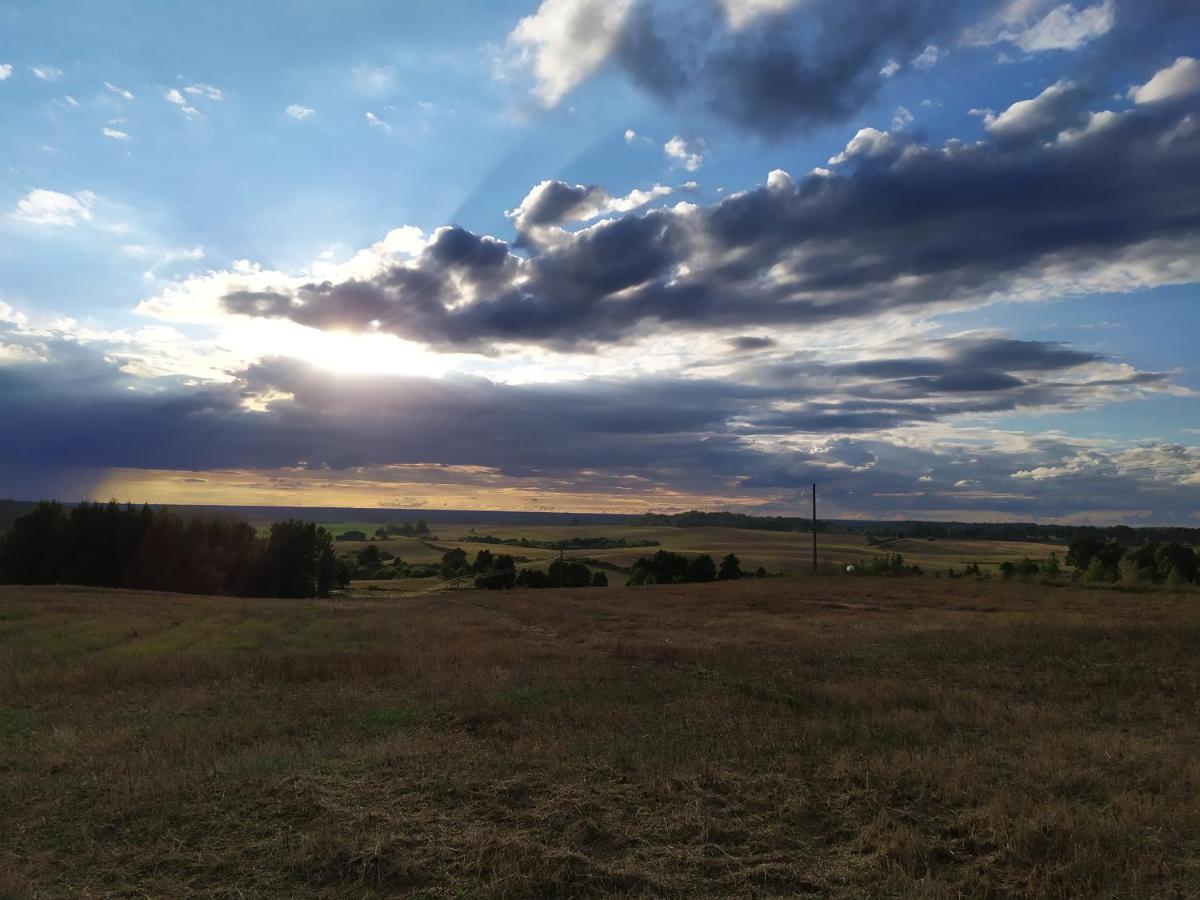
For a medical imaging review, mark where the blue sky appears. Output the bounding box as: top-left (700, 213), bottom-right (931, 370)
top-left (1, 0), bottom-right (1198, 522)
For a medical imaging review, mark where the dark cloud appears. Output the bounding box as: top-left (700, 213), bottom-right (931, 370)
top-left (214, 86), bottom-right (1200, 353)
top-left (509, 180), bottom-right (609, 230)
top-left (612, 0), bottom-right (964, 139)
top-left (1, 327), bottom-right (1191, 521)
top-left (553, 0), bottom-right (1200, 139)
top-left (727, 335), bottom-right (776, 351)
top-left (829, 339), bottom-right (1102, 379)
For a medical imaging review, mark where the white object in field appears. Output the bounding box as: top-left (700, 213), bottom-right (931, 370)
top-left (845, 564), bottom-right (856, 573)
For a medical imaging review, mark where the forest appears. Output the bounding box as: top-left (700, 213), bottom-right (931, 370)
top-left (0, 501), bottom-right (344, 598)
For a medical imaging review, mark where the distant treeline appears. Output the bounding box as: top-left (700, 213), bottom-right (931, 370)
top-left (458, 534), bottom-right (659, 550)
top-left (0, 501), bottom-right (345, 598)
top-left (336, 521), bottom-right (431, 542)
top-left (634, 511), bottom-right (817, 533)
top-left (634, 511), bottom-right (1200, 546)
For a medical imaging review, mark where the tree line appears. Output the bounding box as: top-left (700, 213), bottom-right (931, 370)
top-left (437, 547), bottom-right (609, 590)
top-left (0, 501), bottom-right (345, 598)
top-left (633, 510), bottom-right (1200, 546)
top-left (458, 533), bottom-right (659, 550)
top-left (1064, 535), bottom-right (1198, 585)
top-left (626, 550), bottom-right (772, 585)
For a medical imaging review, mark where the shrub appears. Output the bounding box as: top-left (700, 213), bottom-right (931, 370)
top-left (853, 553), bottom-right (923, 577)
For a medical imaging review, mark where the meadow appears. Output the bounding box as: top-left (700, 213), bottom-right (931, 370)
top-left (2, 577), bottom-right (1198, 897)
top-left (324, 521), bottom-right (1067, 589)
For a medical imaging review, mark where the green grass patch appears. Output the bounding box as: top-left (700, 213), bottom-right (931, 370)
top-left (0, 706), bottom-right (40, 747)
top-left (359, 704), bottom-right (426, 736)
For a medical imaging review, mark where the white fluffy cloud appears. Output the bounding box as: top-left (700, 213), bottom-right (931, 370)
top-left (507, 179), bottom-right (673, 242)
top-left (11, 189), bottom-right (96, 227)
top-left (365, 111), bottom-right (392, 132)
top-left (164, 83), bottom-right (219, 116)
top-left (509, 0), bottom-right (636, 106)
top-left (968, 0), bottom-right (1114, 52)
top-left (982, 79), bottom-right (1078, 139)
top-left (828, 127), bottom-right (895, 164)
top-left (911, 44), bottom-right (941, 69)
top-left (1129, 57), bottom-right (1200, 105)
top-left (163, 87), bottom-right (199, 117)
top-left (104, 81), bottom-right (134, 100)
top-left (286, 103), bottom-right (315, 120)
top-left (664, 135), bottom-right (704, 171)
top-left (183, 83), bottom-right (222, 100)
top-left (0, 64), bottom-right (12, 81)
top-left (100, 126), bottom-right (129, 140)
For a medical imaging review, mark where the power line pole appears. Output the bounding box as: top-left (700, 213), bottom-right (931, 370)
top-left (558, 543), bottom-right (565, 589)
top-left (811, 482), bottom-right (818, 573)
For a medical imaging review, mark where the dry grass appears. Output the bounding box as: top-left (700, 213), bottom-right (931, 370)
top-left (1, 579), bottom-right (1198, 897)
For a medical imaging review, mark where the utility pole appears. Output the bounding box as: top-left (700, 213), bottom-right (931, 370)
top-left (811, 482), bottom-right (818, 573)
top-left (558, 543), bottom-right (565, 588)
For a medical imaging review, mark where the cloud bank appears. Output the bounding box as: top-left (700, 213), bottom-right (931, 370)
top-left (135, 69), bottom-right (1199, 356)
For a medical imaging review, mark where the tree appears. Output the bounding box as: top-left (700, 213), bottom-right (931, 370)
top-left (1066, 531), bottom-right (1105, 572)
top-left (472, 549), bottom-right (495, 573)
top-left (1156, 543), bottom-right (1198, 583)
top-left (718, 553), bottom-right (742, 581)
top-left (415, 519), bottom-right (430, 535)
top-left (592, 570), bottom-right (608, 587)
top-left (439, 547), bottom-right (469, 578)
top-left (687, 554), bottom-right (717, 583)
top-left (516, 568), bottom-right (549, 588)
top-left (357, 544), bottom-right (382, 567)
top-left (1095, 541), bottom-right (1126, 580)
top-left (315, 527), bottom-right (338, 597)
top-left (0, 500), bottom-right (68, 583)
top-left (475, 553), bottom-right (516, 589)
top-left (259, 520), bottom-right (329, 598)
top-left (548, 559), bottom-right (592, 588)
top-left (628, 550), bottom-right (685, 585)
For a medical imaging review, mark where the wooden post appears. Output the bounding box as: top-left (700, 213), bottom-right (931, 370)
top-left (811, 483), bottom-right (818, 573)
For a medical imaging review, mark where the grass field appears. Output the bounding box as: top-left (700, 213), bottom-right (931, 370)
top-left (2, 579), bottom-right (1198, 897)
top-left (330, 522), bottom-right (1067, 585)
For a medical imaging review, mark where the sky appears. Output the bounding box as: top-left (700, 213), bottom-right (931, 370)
top-left (0, 0), bottom-right (1198, 523)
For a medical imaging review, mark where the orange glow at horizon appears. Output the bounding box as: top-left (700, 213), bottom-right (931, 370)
top-left (87, 466), bottom-right (770, 514)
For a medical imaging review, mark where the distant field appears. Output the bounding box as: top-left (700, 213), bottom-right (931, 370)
top-left (2, 579), bottom-right (1198, 897)
top-left (326, 521), bottom-right (1068, 586)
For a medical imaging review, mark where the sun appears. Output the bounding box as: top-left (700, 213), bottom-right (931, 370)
top-left (223, 319), bottom-right (449, 378)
